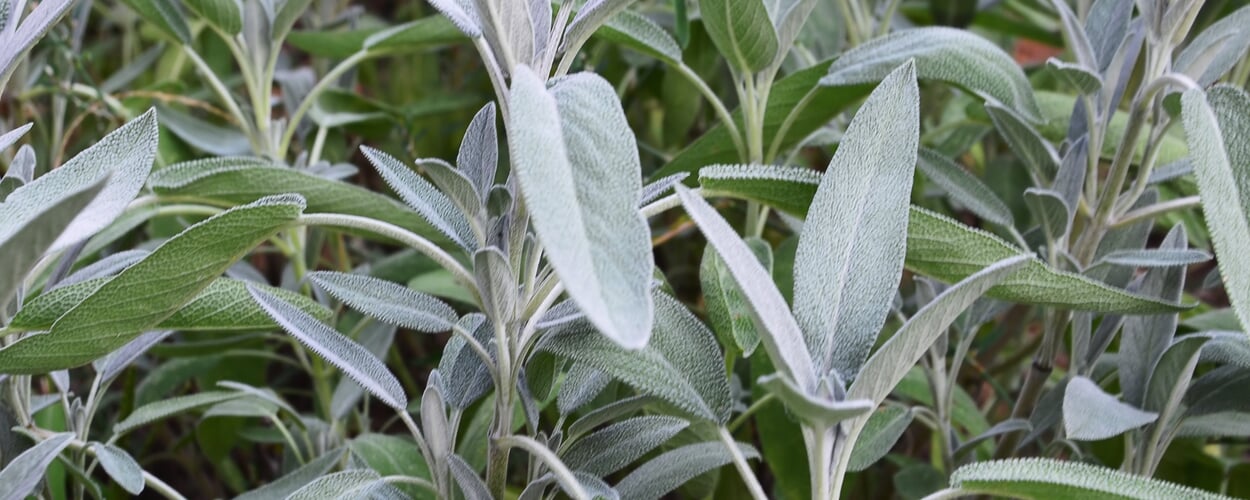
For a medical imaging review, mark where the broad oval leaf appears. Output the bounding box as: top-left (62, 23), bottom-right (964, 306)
top-left (248, 283), bottom-right (408, 410)
top-left (0, 433), bottom-right (75, 500)
top-left (91, 443), bottom-right (144, 495)
top-left (821, 27), bottom-right (1041, 121)
top-left (947, 458), bottom-right (1231, 499)
top-left (308, 271), bottom-right (456, 332)
top-left (0, 195), bottom-right (306, 374)
top-left (698, 0), bottom-right (777, 74)
top-left (1062, 376), bottom-right (1157, 441)
top-left (758, 373), bottom-right (873, 429)
top-left (795, 60), bottom-right (918, 378)
top-left (507, 67), bottom-right (653, 348)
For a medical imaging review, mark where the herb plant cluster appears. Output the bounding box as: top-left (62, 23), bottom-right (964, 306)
top-left (2, 0), bottom-right (1250, 498)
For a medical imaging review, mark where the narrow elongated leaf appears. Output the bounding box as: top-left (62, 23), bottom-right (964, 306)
top-left (916, 148), bottom-right (1013, 227)
top-left (1183, 86), bottom-right (1250, 334)
top-left (538, 290), bottom-right (731, 422)
top-left (457, 102), bottom-right (498, 199)
top-left (184, 0), bottom-right (242, 34)
top-left (848, 255), bottom-right (1028, 407)
top-left (0, 109), bottom-right (158, 253)
top-left (947, 458), bottom-right (1230, 499)
top-left (474, 247), bottom-right (516, 322)
top-left (1142, 335), bottom-right (1211, 418)
top-left (562, 0), bottom-right (637, 57)
top-left (91, 443), bottom-right (144, 494)
top-left (289, 470), bottom-right (403, 499)
top-left (158, 106), bottom-right (250, 156)
top-left (114, 391), bottom-right (245, 434)
top-left (10, 278), bottom-right (330, 332)
top-left (1120, 225), bottom-right (1188, 407)
top-left (0, 123), bottom-right (32, 157)
top-left (449, 454), bottom-right (491, 500)
top-left (1095, 249), bottom-right (1211, 268)
top-left (821, 27), bottom-right (1041, 120)
top-left (1046, 58), bottom-right (1102, 95)
top-left (701, 237), bottom-right (770, 356)
top-left (677, 185), bottom-right (815, 391)
top-left (0, 175), bottom-right (107, 310)
top-left (848, 406), bottom-right (914, 472)
top-left (614, 441), bottom-right (758, 500)
top-left (696, 164), bottom-right (1187, 314)
top-left (796, 61), bottom-right (917, 378)
top-left (566, 395), bottom-right (655, 441)
top-left (148, 157), bottom-right (448, 244)
top-left (563, 415), bottom-right (688, 476)
top-left (0, 195), bottom-right (306, 373)
top-left (1174, 6), bottom-right (1250, 86)
top-left (363, 146), bottom-right (476, 251)
top-left (986, 103), bottom-right (1060, 182)
top-left (119, 0), bottom-right (190, 43)
top-left (308, 271), bottom-right (456, 332)
top-left (1062, 376), bottom-right (1156, 440)
top-left (59, 250), bottom-right (149, 287)
top-left (597, 9), bottom-right (683, 65)
top-left (0, 0), bottom-right (74, 89)
top-left (234, 449), bottom-right (346, 500)
top-left (699, 0), bottom-right (777, 73)
top-left (248, 284), bottom-right (407, 410)
top-left (557, 363), bottom-right (611, 415)
top-left (0, 433), bottom-right (74, 500)
top-left (508, 67), bottom-right (653, 348)
top-left (286, 15), bottom-right (464, 58)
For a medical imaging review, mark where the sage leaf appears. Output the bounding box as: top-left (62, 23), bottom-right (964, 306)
top-left (114, 391), bottom-right (246, 434)
top-left (308, 271), bottom-right (456, 333)
top-left (183, 0), bottom-right (242, 34)
top-left (1120, 225), bottom-right (1188, 407)
top-left (473, 246), bottom-right (517, 323)
top-left (614, 441), bottom-right (758, 500)
top-left (363, 146), bottom-right (476, 251)
top-left (821, 27), bottom-right (1041, 121)
top-left (986, 103), bottom-right (1060, 182)
top-left (758, 373), bottom-right (872, 428)
top-left (1062, 376), bottom-right (1157, 441)
top-left (289, 469), bottom-right (404, 499)
top-left (566, 395), bottom-right (656, 442)
top-left (562, 415), bottom-right (688, 476)
top-left (597, 9), bottom-right (682, 65)
top-left (915, 148), bottom-right (1013, 228)
top-left (700, 236), bottom-right (770, 356)
top-left (698, 0), bottom-right (777, 74)
top-left (247, 283), bottom-right (408, 410)
top-left (1094, 248), bottom-right (1211, 269)
top-left (1174, 5), bottom-right (1250, 86)
top-left (848, 406), bottom-right (914, 472)
top-left (427, 0), bottom-right (481, 37)
top-left (457, 102), bottom-right (498, 199)
top-left (946, 458), bottom-right (1230, 499)
top-left (1046, 58), bottom-right (1102, 95)
top-left (1183, 85), bottom-right (1250, 335)
top-left (562, 0), bottom-right (638, 58)
top-left (507, 67), bottom-right (653, 348)
top-left (0, 0), bottom-right (74, 90)
top-left (234, 449), bottom-right (346, 500)
top-left (91, 443), bottom-right (145, 495)
top-left (449, 453), bottom-right (491, 500)
top-left (350, 433), bottom-right (434, 498)
top-left (0, 195), bottom-right (306, 374)
top-left (557, 363), bottom-right (611, 415)
top-left (0, 433), bottom-right (74, 500)
top-left (795, 60), bottom-right (917, 378)
top-left (119, 0), bottom-right (190, 44)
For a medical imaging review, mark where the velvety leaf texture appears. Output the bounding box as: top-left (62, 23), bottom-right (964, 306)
top-left (308, 271), bottom-right (457, 332)
top-left (948, 458), bottom-right (1231, 499)
top-left (698, 0), bottom-right (777, 73)
top-left (562, 415), bottom-right (688, 476)
top-left (0, 433), bottom-right (75, 500)
top-left (362, 146), bottom-right (477, 251)
top-left (614, 441), bottom-right (759, 500)
top-left (507, 66), bottom-right (654, 348)
top-left (1062, 376), bottom-right (1157, 441)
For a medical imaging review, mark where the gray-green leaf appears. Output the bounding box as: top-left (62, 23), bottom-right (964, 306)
top-left (308, 271), bottom-right (456, 332)
top-left (698, 0), bottom-right (777, 74)
top-left (1062, 376), bottom-right (1157, 441)
top-left (946, 458), bottom-right (1230, 499)
top-left (0, 433), bottom-right (74, 500)
top-left (91, 443), bottom-right (145, 495)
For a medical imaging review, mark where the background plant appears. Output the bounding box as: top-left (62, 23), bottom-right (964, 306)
top-left (2, 0), bottom-right (1250, 499)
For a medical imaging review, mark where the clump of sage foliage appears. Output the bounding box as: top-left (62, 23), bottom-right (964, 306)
top-left (1, 0), bottom-right (1250, 498)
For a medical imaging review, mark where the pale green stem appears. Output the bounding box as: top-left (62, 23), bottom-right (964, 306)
top-left (142, 471), bottom-right (189, 500)
top-left (309, 125), bottom-right (328, 165)
top-left (473, 37), bottom-right (511, 122)
top-left (269, 415), bottom-right (307, 464)
top-left (182, 46), bottom-right (258, 152)
top-left (640, 188), bottom-right (703, 218)
top-left (1112, 196), bottom-right (1200, 228)
top-left (277, 51), bottom-right (369, 159)
top-left (498, 435), bottom-right (590, 500)
top-left (765, 86), bottom-right (818, 164)
top-left (717, 427), bottom-right (768, 500)
top-left (729, 393), bottom-right (776, 432)
top-left (675, 64), bottom-right (746, 160)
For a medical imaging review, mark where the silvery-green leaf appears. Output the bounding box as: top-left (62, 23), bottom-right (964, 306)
top-left (0, 195), bottom-right (306, 373)
top-left (1046, 58), bottom-right (1102, 95)
top-left (1023, 188), bottom-right (1069, 247)
top-left (58, 249), bottom-right (149, 287)
top-left (92, 330), bottom-right (173, 384)
top-left (234, 449), bottom-right (345, 500)
top-left (0, 109), bottom-right (158, 253)
top-left (821, 27), bottom-right (1041, 120)
top-left (458, 102), bottom-right (498, 200)
top-left (848, 255), bottom-right (1028, 408)
top-left (562, 415), bottom-right (688, 476)
top-left (248, 283), bottom-right (408, 410)
top-left (0, 123), bottom-right (32, 156)
top-left (796, 61), bottom-right (917, 378)
top-left (217, 380), bottom-right (298, 416)
top-left (203, 397), bottom-right (278, 419)
top-left (759, 373), bottom-right (872, 428)
top-left (331, 322), bottom-right (397, 419)
top-left (848, 406), bottom-right (914, 472)
top-left (1084, 0), bottom-right (1132, 71)
top-left (614, 441), bottom-right (758, 500)
top-left (158, 106), bottom-right (251, 156)
top-left (474, 246), bottom-right (516, 323)
top-left (114, 391), bottom-right (246, 434)
top-left (1062, 376), bottom-right (1156, 441)
top-left (427, 0), bottom-right (481, 37)
top-left (0, 0), bottom-right (72, 91)
top-left (1199, 331), bottom-right (1250, 367)
top-left (1141, 335), bottom-right (1211, 447)
top-left (350, 433), bottom-right (434, 499)
top-left (449, 453), bottom-right (491, 500)
top-left (438, 314), bottom-right (495, 409)
top-left (562, 0), bottom-right (638, 58)
top-left (538, 290), bottom-right (731, 423)
top-left (915, 148), bottom-right (1013, 227)
top-left (474, 0), bottom-right (533, 72)
top-left (764, 0), bottom-right (816, 67)
top-left (363, 146), bottom-right (476, 251)
top-left (272, 0), bottom-right (312, 40)
top-left (11, 278), bottom-right (330, 333)
top-left (946, 458), bottom-right (1230, 499)
top-left (416, 158), bottom-right (482, 233)
top-left (698, 0), bottom-right (777, 74)
top-left (508, 67), bottom-right (653, 348)
top-left (184, 0), bottom-right (242, 34)
top-left (565, 395), bottom-right (655, 442)
top-left (0, 174), bottom-right (107, 310)
top-left (1174, 5), bottom-right (1250, 86)
top-left (639, 173), bottom-right (688, 207)
top-left (89, 443), bottom-right (144, 495)
top-left (986, 103), bottom-right (1059, 182)
top-left (1049, 0), bottom-right (1096, 71)
top-left (953, 418), bottom-right (1032, 459)
top-left (1093, 248), bottom-right (1211, 269)
top-left (1184, 366), bottom-right (1250, 417)
top-left (308, 271), bottom-right (456, 333)
top-left (1119, 225), bottom-right (1189, 406)
top-left (1182, 85), bottom-right (1250, 334)
top-left (557, 363), bottom-right (610, 415)
top-left (529, 0), bottom-right (550, 61)
top-left (0, 432), bottom-right (73, 500)
top-left (422, 374), bottom-right (451, 467)
top-left (1177, 412), bottom-right (1250, 438)
top-left (677, 184), bottom-right (815, 392)
top-left (597, 9), bottom-right (682, 65)
top-left (700, 236), bottom-right (770, 356)
top-left (289, 469), bottom-right (404, 500)
top-left (696, 164), bottom-right (1188, 314)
